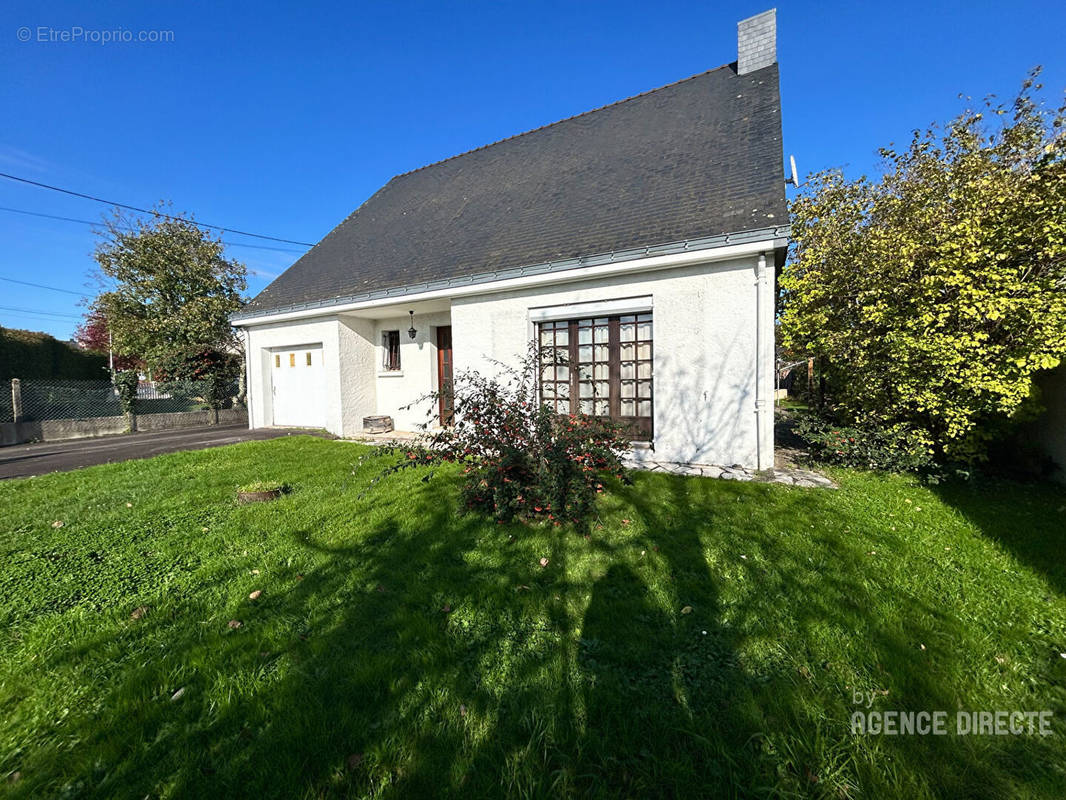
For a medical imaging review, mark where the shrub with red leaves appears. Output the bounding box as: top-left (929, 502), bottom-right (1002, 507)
top-left (374, 343), bottom-right (630, 525)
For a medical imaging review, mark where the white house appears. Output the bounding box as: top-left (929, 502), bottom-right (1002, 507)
top-left (233, 10), bottom-right (788, 470)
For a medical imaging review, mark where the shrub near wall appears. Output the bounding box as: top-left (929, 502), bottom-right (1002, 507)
top-left (0, 327), bottom-right (108, 381)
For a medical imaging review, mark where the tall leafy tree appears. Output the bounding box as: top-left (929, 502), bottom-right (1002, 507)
top-left (780, 71), bottom-right (1066, 463)
top-left (92, 208), bottom-right (247, 399)
top-left (72, 306), bottom-right (140, 371)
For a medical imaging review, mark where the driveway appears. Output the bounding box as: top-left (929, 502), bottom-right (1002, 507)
top-left (0, 424), bottom-right (328, 480)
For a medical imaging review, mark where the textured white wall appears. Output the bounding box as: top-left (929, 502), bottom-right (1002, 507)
top-left (368, 311), bottom-right (452, 431)
top-left (450, 255), bottom-right (771, 468)
top-left (245, 317), bottom-right (345, 435)
top-left (242, 253), bottom-right (776, 467)
top-left (336, 317), bottom-right (377, 436)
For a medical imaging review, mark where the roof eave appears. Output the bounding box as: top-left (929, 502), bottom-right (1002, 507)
top-left (232, 224), bottom-right (790, 326)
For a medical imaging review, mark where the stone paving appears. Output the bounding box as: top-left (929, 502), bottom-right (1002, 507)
top-left (349, 429), bottom-right (838, 489)
top-left (621, 457), bottom-right (837, 488)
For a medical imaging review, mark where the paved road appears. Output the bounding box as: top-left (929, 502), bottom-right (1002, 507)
top-left (0, 425), bottom-right (326, 480)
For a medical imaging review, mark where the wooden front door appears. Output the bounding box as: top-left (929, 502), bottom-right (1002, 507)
top-left (436, 326), bottom-right (454, 425)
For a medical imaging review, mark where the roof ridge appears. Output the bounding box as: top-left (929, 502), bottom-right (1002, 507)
top-left (391, 63), bottom-right (735, 180)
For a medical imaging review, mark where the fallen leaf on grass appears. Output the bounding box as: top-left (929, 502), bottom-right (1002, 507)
top-left (170, 687), bottom-right (186, 702)
top-left (130, 606), bottom-right (148, 620)
top-left (248, 590), bottom-right (262, 600)
top-left (681, 606), bottom-right (693, 615)
top-left (227, 619), bottom-right (243, 630)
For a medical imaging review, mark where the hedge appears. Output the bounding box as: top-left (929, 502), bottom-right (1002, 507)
top-left (0, 327), bottom-right (108, 381)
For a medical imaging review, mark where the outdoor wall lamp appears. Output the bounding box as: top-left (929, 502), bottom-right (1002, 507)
top-left (408, 310), bottom-right (417, 339)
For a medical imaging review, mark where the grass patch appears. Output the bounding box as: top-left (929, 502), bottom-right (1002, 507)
top-left (0, 437), bottom-right (1064, 798)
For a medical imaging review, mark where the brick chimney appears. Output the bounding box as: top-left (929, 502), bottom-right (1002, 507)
top-left (737, 9), bottom-right (776, 75)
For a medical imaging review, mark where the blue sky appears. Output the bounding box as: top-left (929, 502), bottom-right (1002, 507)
top-left (2, 0), bottom-right (1063, 340)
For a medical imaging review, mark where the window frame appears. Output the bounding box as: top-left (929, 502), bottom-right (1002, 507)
top-left (537, 312), bottom-right (653, 440)
top-left (381, 330), bottom-right (401, 372)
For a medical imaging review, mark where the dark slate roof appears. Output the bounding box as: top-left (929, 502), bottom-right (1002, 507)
top-left (241, 62), bottom-right (786, 317)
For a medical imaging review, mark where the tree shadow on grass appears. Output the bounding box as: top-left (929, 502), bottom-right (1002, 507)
top-left (615, 472), bottom-right (1066, 798)
top-left (932, 477), bottom-right (1066, 597)
top-left (11, 471), bottom-right (605, 798)
top-left (7, 467), bottom-right (1066, 798)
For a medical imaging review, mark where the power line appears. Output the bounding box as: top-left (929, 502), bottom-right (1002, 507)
top-left (0, 275), bottom-right (91, 297)
top-left (0, 172), bottom-right (315, 246)
top-left (0, 311), bottom-right (81, 326)
top-left (0, 304), bottom-right (82, 319)
top-left (0, 205), bottom-right (307, 254)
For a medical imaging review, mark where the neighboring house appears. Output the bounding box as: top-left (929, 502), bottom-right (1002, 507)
top-left (233, 10), bottom-right (788, 470)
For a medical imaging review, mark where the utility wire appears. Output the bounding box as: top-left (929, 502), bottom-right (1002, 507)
top-left (0, 311), bottom-right (83, 325)
top-left (0, 206), bottom-right (307, 254)
top-left (0, 304), bottom-right (82, 319)
top-left (0, 275), bottom-right (91, 297)
top-left (0, 172), bottom-right (315, 246)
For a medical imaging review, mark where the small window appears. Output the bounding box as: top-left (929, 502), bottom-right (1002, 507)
top-left (306, 352), bottom-right (312, 366)
top-left (289, 353), bottom-right (296, 367)
top-left (382, 330), bottom-right (401, 371)
top-left (274, 354), bottom-right (280, 368)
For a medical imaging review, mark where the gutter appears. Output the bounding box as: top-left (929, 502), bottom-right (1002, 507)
top-left (754, 251), bottom-right (772, 471)
top-left (232, 224), bottom-right (790, 327)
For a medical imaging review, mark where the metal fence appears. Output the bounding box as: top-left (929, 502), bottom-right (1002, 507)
top-left (18, 379), bottom-right (121, 421)
top-left (3, 377), bottom-right (240, 423)
top-left (0, 387), bottom-right (12, 424)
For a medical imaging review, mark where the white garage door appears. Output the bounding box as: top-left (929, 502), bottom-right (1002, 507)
top-left (270, 344), bottom-right (327, 428)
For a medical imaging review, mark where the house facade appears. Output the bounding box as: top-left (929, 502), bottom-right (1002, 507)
top-left (234, 10), bottom-right (788, 470)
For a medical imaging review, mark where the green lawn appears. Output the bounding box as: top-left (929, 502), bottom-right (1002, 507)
top-left (0, 437), bottom-right (1064, 799)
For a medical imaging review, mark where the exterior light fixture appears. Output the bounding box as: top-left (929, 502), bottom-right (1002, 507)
top-left (408, 310), bottom-right (417, 340)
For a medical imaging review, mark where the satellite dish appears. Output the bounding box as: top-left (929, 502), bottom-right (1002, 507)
top-left (788, 154), bottom-right (800, 187)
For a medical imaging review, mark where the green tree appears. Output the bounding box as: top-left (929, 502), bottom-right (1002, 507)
top-left (780, 72), bottom-right (1066, 464)
top-left (92, 208), bottom-right (247, 405)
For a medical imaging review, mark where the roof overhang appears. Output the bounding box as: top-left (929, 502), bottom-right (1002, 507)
top-left (232, 225), bottom-right (789, 327)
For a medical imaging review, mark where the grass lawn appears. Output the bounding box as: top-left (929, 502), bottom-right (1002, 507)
top-left (0, 437), bottom-right (1064, 799)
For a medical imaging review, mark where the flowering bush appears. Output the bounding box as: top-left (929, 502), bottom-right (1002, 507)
top-left (375, 344), bottom-right (630, 525)
top-left (793, 412), bottom-right (933, 473)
